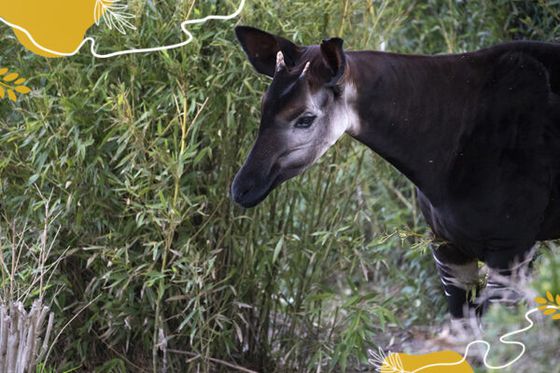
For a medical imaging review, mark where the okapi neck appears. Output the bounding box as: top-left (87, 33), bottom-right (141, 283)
top-left (345, 51), bottom-right (482, 205)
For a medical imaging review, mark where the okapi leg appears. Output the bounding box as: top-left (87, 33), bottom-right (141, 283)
top-left (482, 248), bottom-right (536, 307)
top-left (431, 243), bottom-right (481, 318)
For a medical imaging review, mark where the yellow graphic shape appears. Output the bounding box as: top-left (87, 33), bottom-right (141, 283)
top-left (535, 291), bottom-right (560, 320)
top-left (0, 0), bottom-right (103, 58)
top-left (382, 350), bottom-right (474, 373)
top-left (0, 67), bottom-right (32, 101)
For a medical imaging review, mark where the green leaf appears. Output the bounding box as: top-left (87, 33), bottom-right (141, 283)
top-left (272, 236), bottom-right (284, 264)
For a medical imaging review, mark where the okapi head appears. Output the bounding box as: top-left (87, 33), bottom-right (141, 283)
top-left (231, 26), bottom-right (359, 208)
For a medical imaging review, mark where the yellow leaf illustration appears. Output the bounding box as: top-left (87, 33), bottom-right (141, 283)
top-left (15, 85), bottom-right (31, 94)
top-left (535, 297), bottom-right (547, 304)
top-left (7, 89), bottom-right (16, 102)
top-left (536, 292), bottom-right (560, 319)
top-left (0, 68), bottom-right (32, 102)
top-left (3, 73), bottom-right (19, 82)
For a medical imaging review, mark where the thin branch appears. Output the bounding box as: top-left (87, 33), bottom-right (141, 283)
top-left (167, 349), bottom-right (259, 373)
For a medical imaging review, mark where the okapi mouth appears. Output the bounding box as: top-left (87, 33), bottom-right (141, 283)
top-left (230, 164), bottom-right (306, 208)
top-left (230, 178), bottom-right (274, 208)
top-left (230, 174), bottom-right (279, 208)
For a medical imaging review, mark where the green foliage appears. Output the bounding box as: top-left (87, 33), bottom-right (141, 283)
top-left (0, 0), bottom-right (559, 372)
top-left (533, 246), bottom-right (560, 297)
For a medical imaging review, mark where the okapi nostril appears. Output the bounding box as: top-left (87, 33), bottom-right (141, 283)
top-left (230, 178), bottom-right (255, 203)
top-left (235, 187), bottom-right (250, 200)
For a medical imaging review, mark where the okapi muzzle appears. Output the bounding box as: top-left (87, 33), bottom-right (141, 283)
top-left (231, 26), bottom-right (356, 208)
top-left (231, 127), bottom-right (317, 207)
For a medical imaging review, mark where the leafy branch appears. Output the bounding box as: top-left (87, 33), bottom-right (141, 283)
top-left (94, 0), bottom-right (137, 35)
top-left (535, 291), bottom-right (560, 320)
top-left (0, 68), bottom-right (31, 102)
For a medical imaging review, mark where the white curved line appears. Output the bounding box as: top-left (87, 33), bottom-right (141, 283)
top-left (0, 0), bottom-right (245, 58)
top-left (411, 306), bottom-right (558, 372)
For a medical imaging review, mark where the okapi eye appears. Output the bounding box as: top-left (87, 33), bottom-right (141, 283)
top-left (294, 115), bottom-right (316, 128)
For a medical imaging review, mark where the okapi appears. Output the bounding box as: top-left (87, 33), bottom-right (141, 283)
top-left (230, 26), bottom-right (560, 318)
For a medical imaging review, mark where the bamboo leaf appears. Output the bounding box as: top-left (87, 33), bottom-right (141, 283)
top-left (544, 309), bottom-right (556, 315)
top-left (556, 295), bottom-right (560, 306)
top-left (0, 67), bottom-right (8, 75)
top-left (14, 78), bottom-right (26, 85)
top-left (272, 236), bottom-right (284, 264)
top-left (0, 86), bottom-right (4, 98)
top-left (553, 314), bottom-right (560, 320)
top-left (547, 291), bottom-right (554, 302)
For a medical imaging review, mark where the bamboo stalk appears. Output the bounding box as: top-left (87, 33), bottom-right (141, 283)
top-left (0, 301), bottom-right (54, 372)
top-left (37, 312), bottom-right (54, 363)
top-left (0, 307), bottom-right (7, 366)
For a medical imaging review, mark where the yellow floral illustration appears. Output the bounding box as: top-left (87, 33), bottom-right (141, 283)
top-left (535, 291), bottom-right (560, 320)
top-left (386, 351), bottom-right (473, 373)
top-left (0, 0), bottom-right (244, 59)
top-left (0, 0), bottom-right (104, 57)
top-left (370, 349), bottom-right (473, 373)
top-left (94, 0), bottom-right (136, 35)
top-left (0, 68), bottom-right (31, 101)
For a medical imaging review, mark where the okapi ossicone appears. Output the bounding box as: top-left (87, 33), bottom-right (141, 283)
top-left (230, 26), bottom-right (560, 318)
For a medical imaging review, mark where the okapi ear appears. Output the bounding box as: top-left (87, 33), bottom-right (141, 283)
top-left (235, 26), bottom-right (303, 77)
top-left (320, 37), bottom-right (346, 87)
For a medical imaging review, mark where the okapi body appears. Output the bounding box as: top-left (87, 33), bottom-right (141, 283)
top-left (230, 26), bottom-right (560, 318)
